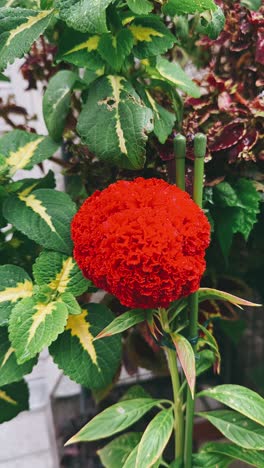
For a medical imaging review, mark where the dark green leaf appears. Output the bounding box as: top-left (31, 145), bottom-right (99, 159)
top-left (129, 17), bottom-right (175, 58)
top-left (98, 29), bottom-right (134, 72)
top-left (192, 450), bottom-right (232, 468)
top-left (200, 6), bottom-right (225, 39)
top-left (98, 432), bottom-right (142, 468)
top-left (56, 0), bottom-right (112, 34)
top-left (202, 442), bottom-right (264, 467)
top-left (0, 379), bottom-right (29, 423)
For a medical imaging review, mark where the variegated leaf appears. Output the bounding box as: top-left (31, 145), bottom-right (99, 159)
top-left (0, 379), bottom-right (29, 423)
top-left (98, 29), bottom-right (134, 72)
top-left (0, 130), bottom-right (59, 177)
top-left (0, 327), bottom-right (37, 387)
top-left (3, 188), bottom-right (76, 254)
top-left (156, 56), bottom-right (201, 98)
top-left (33, 250), bottom-right (89, 297)
top-left (0, 7), bottom-right (54, 71)
top-left (77, 75), bottom-right (153, 169)
top-left (145, 90), bottom-right (176, 143)
top-left (50, 303), bottom-right (122, 389)
top-left (9, 297), bottom-right (68, 363)
top-left (129, 17), bottom-right (175, 59)
top-left (56, 0), bottom-right (112, 34)
top-left (0, 265), bottom-right (33, 326)
top-left (56, 28), bottom-right (104, 69)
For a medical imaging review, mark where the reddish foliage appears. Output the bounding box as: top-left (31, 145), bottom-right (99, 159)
top-left (71, 178), bottom-right (210, 309)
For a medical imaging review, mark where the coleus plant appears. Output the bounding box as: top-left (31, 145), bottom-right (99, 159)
top-left (0, 0), bottom-right (263, 467)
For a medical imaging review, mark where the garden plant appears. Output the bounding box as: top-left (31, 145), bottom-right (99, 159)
top-left (0, 0), bottom-right (263, 467)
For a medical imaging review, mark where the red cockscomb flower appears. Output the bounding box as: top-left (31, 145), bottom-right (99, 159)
top-left (71, 178), bottom-right (210, 309)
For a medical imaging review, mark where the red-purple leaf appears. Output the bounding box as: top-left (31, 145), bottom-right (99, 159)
top-left (172, 333), bottom-right (196, 399)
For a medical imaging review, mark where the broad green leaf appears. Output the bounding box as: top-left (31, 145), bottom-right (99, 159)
top-left (59, 292), bottom-right (82, 315)
top-left (136, 408), bottom-right (174, 467)
top-left (43, 70), bottom-right (77, 142)
top-left (198, 409), bottom-right (264, 450)
top-left (145, 90), bottom-right (175, 143)
top-left (83, 66), bottom-right (105, 86)
top-left (156, 57), bottom-right (201, 98)
top-left (50, 303), bottom-right (122, 389)
top-left (127, 0), bottom-right (153, 14)
top-left (56, 28), bottom-right (104, 69)
top-left (56, 0), bottom-right (112, 34)
top-left (198, 384), bottom-right (264, 427)
top-left (0, 7), bottom-right (54, 71)
top-left (3, 188), bottom-right (76, 254)
top-left (214, 182), bottom-right (243, 208)
top-left (66, 397), bottom-right (160, 444)
top-left (0, 327), bottom-right (37, 386)
top-left (98, 432), bottom-right (142, 468)
top-left (95, 309), bottom-right (151, 339)
top-left (202, 442), bottom-right (264, 467)
top-left (33, 251), bottom-right (89, 297)
top-left (129, 17), bottom-right (175, 59)
top-left (0, 265), bottom-right (33, 327)
top-left (9, 170), bottom-right (56, 194)
top-left (120, 385), bottom-right (152, 402)
top-left (192, 451), bottom-right (232, 468)
top-left (0, 379), bottom-right (29, 423)
top-left (77, 75), bottom-right (153, 169)
top-left (0, 130), bottom-right (59, 177)
top-left (172, 333), bottom-right (196, 398)
top-left (241, 0), bottom-right (261, 10)
top-left (198, 288), bottom-right (261, 308)
top-left (9, 297), bottom-right (68, 363)
top-left (162, 0), bottom-right (217, 15)
top-left (232, 178), bottom-right (261, 240)
top-left (98, 29), bottom-right (134, 72)
top-left (200, 6), bottom-right (225, 40)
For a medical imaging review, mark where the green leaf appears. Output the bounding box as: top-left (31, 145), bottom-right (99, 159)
top-left (33, 251), bottom-right (89, 297)
top-left (77, 75), bottom-right (153, 169)
top-left (43, 70), bottom-right (77, 142)
top-left (198, 409), bottom-right (264, 450)
top-left (129, 17), bottom-right (175, 59)
top-left (0, 130), bottom-right (59, 177)
top-left (98, 432), bottom-right (142, 468)
top-left (214, 182), bottom-right (242, 208)
top-left (136, 408), bottom-right (174, 468)
top-left (192, 451), bottom-right (232, 468)
top-left (198, 384), bottom-right (264, 427)
top-left (172, 333), bottom-right (196, 398)
top-left (123, 445), bottom-right (140, 468)
top-left (120, 385), bottom-right (152, 402)
top-left (127, 0), bottom-right (153, 14)
top-left (202, 442), bottom-right (264, 467)
top-left (162, 0), bottom-right (217, 15)
top-left (199, 324), bottom-right (221, 373)
top-left (56, 0), bottom-right (112, 34)
top-left (0, 72), bottom-right (9, 81)
top-left (3, 188), bottom-right (76, 255)
top-left (145, 90), bottom-right (175, 143)
top-left (9, 297), bottom-right (68, 363)
top-left (66, 397), bottom-right (160, 444)
top-left (198, 287), bottom-right (261, 308)
top-left (0, 265), bottom-right (33, 327)
top-left (0, 327), bottom-right (37, 386)
top-left (0, 379), bottom-right (29, 423)
top-left (200, 6), bottom-right (225, 40)
top-left (98, 29), bottom-right (134, 72)
top-left (241, 0), bottom-right (261, 10)
top-left (0, 7), bottom-right (54, 71)
top-left (232, 178), bottom-right (261, 240)
top-left (95, 309), bottom-right (152, 339)
top-left (196, 349), bottom-right (215, 377)
top-left (50, 303), bottom-right (122, 389)
top-left (56, 29), bottom-right (104, 69)
top-left (156, 57), bottom-right (201, 98)
top-left (59, 292), bottom-right (82, 315)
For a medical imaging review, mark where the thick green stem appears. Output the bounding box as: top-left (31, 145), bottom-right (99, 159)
top-left (184, 134), bottom-right (206, 468)
top-left (160, 309), bottom-right (184, 464)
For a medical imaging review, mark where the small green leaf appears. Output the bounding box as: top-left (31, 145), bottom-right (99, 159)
top-left (0, 327), bottom-right (37, 386)
top-left (60, 292), bottom-right (82, 315)
top-left (98, 29), bottom-right (134, 72)
top-left (145, 90), bottom-right (175, 143)
top-left (156, 57), bottom-right (201, 98)
top-left (198, 409), bottom-right (264, 450)
top-left (9, 297), bottom-right (68, 363)
top-left (200, 6), bottom-right (225, 40)
top-left (129, 17), bottom-right (175, 58)
top-left (0, 265), bottom-right (33, 326)
top-left (0, 379), bottom-right (29, 423)
top-left (50, 303), bottom-right (122, 389)
top-left (127, 0), bottom-right (153, 14)
top-left (3, 188), bottom-right (76, 255)
top-left (192, 450), bottom-right (232, 468)
top-left (202, 442), bottom-right (264, 467)
top-left (56, 0), bottom-right (112, 34)
top-left (98, 432), bottom-right (142, 468)
top-left (43, 70), bottom-right (77, 142)
top-left (0, 7), bottom-right (54, 71)
top-left (241, 0), bottom-right (261, 10)
top-left (95, 309), bottom-right (152, 339)
top-left (172, 333), bottom-right (196, 398)
top-left (162, 0), bottom-right (217, 15)
top-left (198, 384), bottom-right (264, 427)
top-left (136, 408), bottom-right (174, 468)
top-left (198, 288), bottom-right (261, 308)
top-left (77, 75), bottom-right (153, 169)
top-left (196, 349), bottom-right (215, 377)
top-left (66, 398), bottom-right (160, 444)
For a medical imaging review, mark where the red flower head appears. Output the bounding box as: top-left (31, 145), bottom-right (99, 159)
top-left (71, 178), bottom-right (210, 309)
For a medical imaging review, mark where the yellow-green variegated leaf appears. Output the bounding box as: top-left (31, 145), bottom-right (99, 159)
top-left (56, 28), bottom-right (104, 69)
top-left (98, 29), bottom-right (134, 72)
top-left (0, 327), bottom-right (37, 387)
top-left (156, 56), bottom-right (201, 98)
top-left (77, 75), bottom-right (153, 169)
top-left (0, 7), bottom-right (54, 71)
top-left (0, 265), bottom-right (33, 326)
top-left (33, 250), bottom-right (90, 297)
top-left (0, 130), bottom-right (59, 177)
top-left (49, 303), bottom-right (122, 389)
top-left (0, 379), bottom-right (29, 423)
top-left (129, 17), bottom-right (175, 59)
top-left (9, 297), bottom-right (68, 363)
top-left (56, 0), bottom-right (112, 34)
top-left (3, 188), bottom-right (76, 254)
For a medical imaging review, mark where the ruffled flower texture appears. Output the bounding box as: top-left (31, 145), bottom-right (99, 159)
top-left (71, 178), bottom-right (210, 309)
